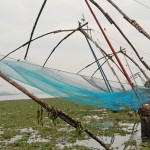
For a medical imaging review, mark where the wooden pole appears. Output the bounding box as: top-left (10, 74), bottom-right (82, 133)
top-left (83, 33), bottom-right (113, 92)
top-left (0, 70), bottom-right (111, 150)
top-left (85, 0), bottom-right (142, 102)
top-left (79, 29), bottom-right (126, 91)
top-left (24, 0), bottom-right (48, 59)
top-left (0, 28), bottom-right (91, 62)
top-left (138, 102), bottom-right (150, 138)
top-left (43, 22), bottom-right (88, 67)
top-left (106, 0), bottom-right (150, 40)
top-left (89, 0), bottom-right (150, 71)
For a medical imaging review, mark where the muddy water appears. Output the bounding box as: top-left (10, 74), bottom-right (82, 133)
top-left (57, 123), bottom-right (142, 149)
top-left (0, 123), bottom-right (148, 149)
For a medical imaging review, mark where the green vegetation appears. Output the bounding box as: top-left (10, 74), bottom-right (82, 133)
top-left (0, 98), bottom-right (149, 149)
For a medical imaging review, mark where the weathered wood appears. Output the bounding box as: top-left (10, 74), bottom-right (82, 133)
top-left (25, 0), bottom-right (48, 59)
top-left (106, 0), bottom-right (150, 40)
top-left (43, 22), bottom-right (88, 67)
top-left (84, 129), bottom-right (110, 149)
top-left (0, 70), bottom-right (111, 150)
top-left (82, 28), bottom-right (113, 92)
top-left (0, 28), bottom-right (91, 62)
top-left (89, 0), bottom-right (150, 71)
top-left (144, 80), bottom-right (150, 88)
top-left (80, 29), bottom-right (126, 91)
top-left (85, 0), bottom-right (142, 102)
top-left (138, 102), bottom-right (150, 138)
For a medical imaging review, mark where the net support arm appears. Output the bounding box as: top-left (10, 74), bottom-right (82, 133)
top-left (84, 0), bottom-right (142, 102)
top-left (43, 22), bottom-right (88, 67)
top-left (24, 0), bottom-right (48, 59)
top-left (89, 0), bottom-right (150, 71)
top-left (106, 0), bottom-right (150, 40)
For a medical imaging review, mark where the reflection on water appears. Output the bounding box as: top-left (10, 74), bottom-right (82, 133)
top-left (0, 92), bottom-right (18, 96)
top-left (0, 122), bottom-right (149, 149)
top-left (2, 127), bottom-right (50, 144)
top-left (0, 91), bottom-right (149, 149)
top-left (0, 91), bottom-right (52, 101)
top-left (57, 123), bottom-right (144, 150)
top-left (77, 123), bottom-right (141, 150)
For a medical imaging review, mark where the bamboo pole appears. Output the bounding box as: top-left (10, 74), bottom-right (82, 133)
top-left (0, 70), bottom-right (111, 150)
top-left (85, 0), bottom-right (142, 102)
top-left (0, 28), bottom-right (90, 62)
top-left (89, 0), bottom-right (150, 71)
top-left (43, 22), bottom-right (88, 67)
top-left (106, 0), bottom-right (150, 40)
top-left (24, 0), bottom-right (48, 59)
top-left (80, 28), bottom-right (126, 91)
top-left (79, 29), bottom-right (123, 75)
top-left (83, 31), bottom-right (113, 92)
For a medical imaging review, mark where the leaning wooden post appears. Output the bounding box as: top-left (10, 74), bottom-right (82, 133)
top-left (138, 102), bottom-right (150, 138)
top-left (0, 70), bottom-right (111, 150)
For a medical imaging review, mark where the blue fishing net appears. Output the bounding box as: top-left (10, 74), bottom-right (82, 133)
top-left (0, 59), bottom-right (149, 110)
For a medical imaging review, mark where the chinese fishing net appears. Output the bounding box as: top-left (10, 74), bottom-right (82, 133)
top-left (0, 58), bottom-right (150, 111)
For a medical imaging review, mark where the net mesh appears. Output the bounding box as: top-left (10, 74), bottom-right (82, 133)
top-left (0, 58), bottom-right (150, 110)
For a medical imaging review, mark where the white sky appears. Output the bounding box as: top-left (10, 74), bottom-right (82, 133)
top-left (0, 0), bottom-right (150, 93)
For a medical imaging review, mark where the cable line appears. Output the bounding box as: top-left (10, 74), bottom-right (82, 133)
top-left (134, 0), bottom-right (150, 10)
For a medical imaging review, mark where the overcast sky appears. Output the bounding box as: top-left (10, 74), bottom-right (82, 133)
top-left (0, 0), bottom-right (150, 94)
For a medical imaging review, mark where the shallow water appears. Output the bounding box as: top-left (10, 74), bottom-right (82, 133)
top-left (0, 123), bottom-right (148, 149)
top-left (0, 91), bottom-right (52, 101)
top-left (57, 123), bottom-right (142, 149)
top-left (4, 135), bottom-right (22, 144)
top-left (0, 91), bottom-right (148, 149)
top-left (1, 127), bottom-right (51, 144)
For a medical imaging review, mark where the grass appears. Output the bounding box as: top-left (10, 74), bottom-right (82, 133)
top-left (0, 98), bottom-right (149, 149)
